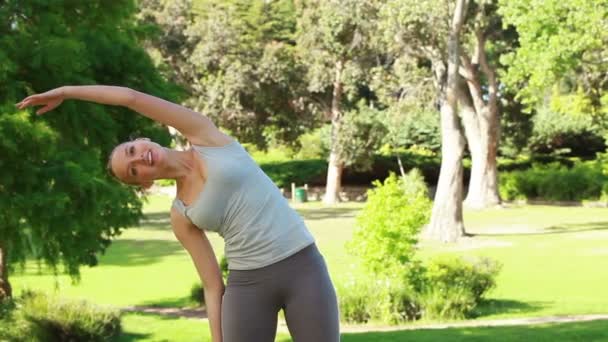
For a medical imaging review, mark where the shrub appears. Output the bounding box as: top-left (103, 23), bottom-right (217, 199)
top-left (0, 299), bottom-right (24, 341)
top-left (190, 255), bottom-right (230, 306)
top-left (337, 275), bottom-right (420, 325)
top-left (336, 278), bottom-right (373, 324)
top-left (418, 256), bottom-right (502, 320)
top-left (190, 283), bottom-right (205, 306)
top-left (295, 127), bottom-right (329, 160)
top-left (259, 159), bottom-right (327, 188)
top-left (18, 291), bottom-right (121, 342)
top-left (347, 170), bottom-right (431, 279)
top-left (499, 161), bottom-right (607, 201)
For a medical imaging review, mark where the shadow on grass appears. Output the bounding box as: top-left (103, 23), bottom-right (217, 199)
top-left (473, 221), bottom-right (608, 237)
top-left (137, 212), bottom-right (171, 230)
top-left (139, 296), bottom-right (192, 309)
top-left (473, 299), bottom-right (549, 317)
top-left (99, 239), bottom-right (185, 266)
top-left (337, 319), bottom-right (608, 342)
top-left (116, 331), bottom-right (152, 342)
top-left (295, 207), bottom-right (360, 221)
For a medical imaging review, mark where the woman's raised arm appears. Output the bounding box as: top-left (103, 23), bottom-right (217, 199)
top-left (17, 85), bottom-right (230, 146)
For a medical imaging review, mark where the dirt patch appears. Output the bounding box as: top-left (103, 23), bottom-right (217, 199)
top-left (122, 306), bottom-right (608, 333)
top-left (122, 306), bottom-right (207, 319)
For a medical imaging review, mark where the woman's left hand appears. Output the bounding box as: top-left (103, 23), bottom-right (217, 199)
top-left (16, 87), bottom-right (66, 115)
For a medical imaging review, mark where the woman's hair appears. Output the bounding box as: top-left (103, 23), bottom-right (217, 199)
top-left (106, 146), bottom-right (120, 181)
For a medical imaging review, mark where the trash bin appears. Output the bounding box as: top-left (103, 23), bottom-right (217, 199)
top-left (294, 187), bottom-right (308, 203)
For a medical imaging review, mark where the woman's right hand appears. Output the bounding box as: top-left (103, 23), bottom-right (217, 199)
top-left (16, 87), bottom-right (66, 115)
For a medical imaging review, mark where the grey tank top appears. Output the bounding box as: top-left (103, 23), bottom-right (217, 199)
top-left (172, 140), bottom-right (315, 270)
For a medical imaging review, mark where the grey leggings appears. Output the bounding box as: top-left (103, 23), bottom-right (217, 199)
top-left (221, 244), bottom-right (340, 342)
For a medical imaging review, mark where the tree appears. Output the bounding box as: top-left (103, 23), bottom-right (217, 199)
top-left (499, 0), bottom-right (608, 111)
top-left (0, 0), bottom-right (173, 299)
top-left (295, 0), bottom-right (379, 204)
top-left (377, 0), bottom-right (467, 241)
top-left (162, 0), bottom-right (315, 148)
top-left (426, 0), bottom-right (469, 241)
top-left (377, 0), bottom-right (519, 240)
top-left (380, 0), bottom-right (512, 213)
top-left (499, 0), bottom-right (608, 159)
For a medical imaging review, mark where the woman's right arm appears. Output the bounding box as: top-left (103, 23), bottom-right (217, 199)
top-left (17, 85), bottom-right (230, 146)
top-left (170, 208), bottom-right (224, 342)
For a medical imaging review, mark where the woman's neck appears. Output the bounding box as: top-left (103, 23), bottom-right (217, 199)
top-left (161, 148), bottom-right (197, 181)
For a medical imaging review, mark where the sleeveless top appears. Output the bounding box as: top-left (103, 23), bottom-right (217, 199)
top-left (172, 140), bottom-right (315, 270)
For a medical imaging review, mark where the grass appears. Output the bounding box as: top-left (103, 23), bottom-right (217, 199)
top-left (9, 195), bottom-right (608, 341)
top-left (117, 314), bottom-right (608, 342)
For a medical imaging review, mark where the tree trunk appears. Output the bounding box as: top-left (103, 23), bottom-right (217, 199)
top-left (0, 244), bottom-right (12, 300)
top-left (424, 0), bottom-right (468, 242)
top-left (457, 79), bottom-right (501, 209)
top-left (323, 59), bottom-right (344, 205)
top-left (459, 28), bottom-right (502, 209)
top-left (464, 106), bottom-right (500, 209)
top-left (425, 98), bottom-right (467, 242)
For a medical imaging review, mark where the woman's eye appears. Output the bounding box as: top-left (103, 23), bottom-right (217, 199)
top-left (129, 146), bottom-right (135, 155)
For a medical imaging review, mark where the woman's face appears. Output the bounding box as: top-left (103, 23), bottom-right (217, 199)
top-left (110, 138), bottom-right (166, 187)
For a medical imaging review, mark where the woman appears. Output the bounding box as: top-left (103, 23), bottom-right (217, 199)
top-left (17, 85), bottom-right (340, 342)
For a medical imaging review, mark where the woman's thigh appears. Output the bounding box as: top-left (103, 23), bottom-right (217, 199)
top-left (222, 275), bottom-right (281, 342)
top-left (282, 247), bottom-right (340, 342)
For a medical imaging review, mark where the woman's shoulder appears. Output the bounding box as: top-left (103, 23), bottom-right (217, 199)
top-left (188, 131), bottom-right (234, 147)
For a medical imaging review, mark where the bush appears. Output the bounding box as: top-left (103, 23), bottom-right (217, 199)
top-left (190, 283), bottom-right (205, 306)
top-left (347, 170), bottom-right (431, 278)
top-left (259, 159), bottom-right (327, 188)
top-left (336, 255), bottom-right (501, 324)
top-left (0, 298), bottom-right (25, 341)
top-left (418, 256), bottom-right (502, 320)
top-left (337, 275), bottom-right (420, 325)
top-left (343, 170), bottom-right (432, 325)
top-left (190, 255), bottom-right (230, 306)
top-left (294, 128), bottom-right (329, 160)
top-left (17, 291), bottom-right (121, 342)
top-left (499, 161), bottom-right (607, 201)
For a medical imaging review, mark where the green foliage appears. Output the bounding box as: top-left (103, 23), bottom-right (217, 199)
top-left (255, 149), bottom-right (441, 189)
top-left (499, 161), bottom-right (607, 201)
top-left (337, 276), bottom-right (419, 325)
top-left (334, 102), bottom-right (388, 170)
top-left (0, 0), bottom-right (174, 294)
top-left (528, 106), bottom-right (605, 156)
top-left (259, 159), bottom-right (327, 188)
top-left (190, 254), bottom-right (229, 306)
top-left (337, 255), bottom-right (502, 324)
top-left (347, 170), bottom-right (431, 278)
top-left (189, 283), bottom-right (205, 306)
top-left (1, 292), bottom-right (121, 342)
top-left (499, 0), bottom-right (608, 108)
top-left (294, 127), bottom-right (330, 160)
top-left (296, 0), bottom-right (378, 93)
top-left (180, 0), bottom-right (313, 148)
top-left (381, 109), bottom-right (441, 153)
top-left (418, 256), bottom-right (502, 320)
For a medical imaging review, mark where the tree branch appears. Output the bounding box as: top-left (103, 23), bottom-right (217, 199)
top-left (475, 28), bottom-right (498, 110)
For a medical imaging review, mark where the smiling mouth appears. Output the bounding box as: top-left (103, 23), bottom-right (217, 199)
top-left (147, 150), bottom-right (153, 166)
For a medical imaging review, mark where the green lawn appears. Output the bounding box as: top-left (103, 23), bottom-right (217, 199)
top-left (10, 194), bottom-right (608, 341)
top-left (119, 314), bottom-right (608, 342)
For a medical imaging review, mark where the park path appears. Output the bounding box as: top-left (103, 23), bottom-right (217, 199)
top-left (121, 306), bottom-right (608, 332)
